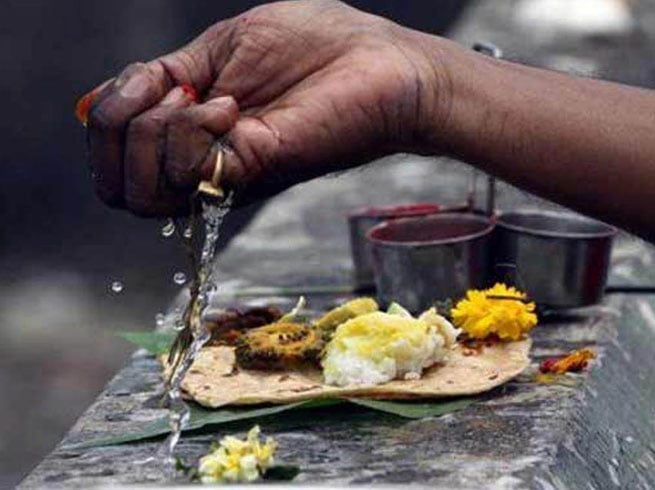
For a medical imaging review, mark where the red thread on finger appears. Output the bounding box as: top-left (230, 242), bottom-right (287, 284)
top-left (75, 88), bottom-right (100, 125)
top-left (180, 84), bottom-right (198, 103)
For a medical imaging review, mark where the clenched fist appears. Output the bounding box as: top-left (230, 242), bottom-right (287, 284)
top-left (81, 0), bottom-right (449, 216)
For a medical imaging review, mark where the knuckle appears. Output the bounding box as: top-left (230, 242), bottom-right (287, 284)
top-left (164, 141), bottom-right (185, 186)
top-left (238, 4), bottom-right (269, 24)
top-left (126, 114), bottom-right (159, 141)
top-left (167, 109), bottom-right (193, 129)
top-left (156, 49), bottom-right (198, 86)
top-left (231, 117), bottom-right (281, 180)
top-left (165, 158), bottom-right (189, 188)
top-left (165, 117), bottom-right (198, 188)
top-left (118, 61), bottom-right (152, 82)
top-left (124, 61), bottom-right (148, 73)
top-left (88, 104), bottom-right (121, 132)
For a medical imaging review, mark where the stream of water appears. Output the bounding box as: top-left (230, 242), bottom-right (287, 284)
top-left (157, 192), bottom-right (235, 473)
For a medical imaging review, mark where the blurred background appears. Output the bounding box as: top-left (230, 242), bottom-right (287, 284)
top-left (1, 0), bottom-right (653, 487)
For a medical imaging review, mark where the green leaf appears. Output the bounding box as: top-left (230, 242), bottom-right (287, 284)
top-left (175, 456), bottom-right (199, 481)
top-left (347, 397), bottom-right (476, 419)
top-left (117, 330), bottom-right (176, 355)
top-left (263, 465), bottom-right (300, 481)
top-left (67, 396), bottom-right (476, 449)
top-left (67, 399), bottom-right (345, 449)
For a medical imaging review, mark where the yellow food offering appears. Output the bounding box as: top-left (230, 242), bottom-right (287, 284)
top-left (450, 283), bottom-right (538, 341)
top-left (322, 311), bottom-right (450, 387)
top-left (418, 307), bottom-right (461, 348)
top-left (315, 297), bottom-right (379, 335)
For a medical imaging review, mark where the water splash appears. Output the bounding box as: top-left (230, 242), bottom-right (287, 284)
top-left (155, 313), bottom-right (166, 328)
top-left (110, 281), bottom-right (124, 293)
top-left (161, 219), bottom-right (176, 238)
top-left (173, 272), bottom-right (187, 285)
top-left (158, 192), bottom-right (234, 473)
top-left (173, 317), bottom-right (185, 331)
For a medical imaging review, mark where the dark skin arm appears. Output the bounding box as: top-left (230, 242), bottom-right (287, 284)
top-left (434, 44), bottom-right (655, 242)
top-left (83, 0), bottom-right (655, 241)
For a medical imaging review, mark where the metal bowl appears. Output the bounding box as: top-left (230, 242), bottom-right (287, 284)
top-left (493, 210), bottom-right (617, 308)
top-left (368, 213), bottom-right (495, 313)
top-left (348, 204), bottom-right (441, 290)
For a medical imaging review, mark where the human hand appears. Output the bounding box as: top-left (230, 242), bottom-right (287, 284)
top-left (81, 0), bottom-right (449, 216)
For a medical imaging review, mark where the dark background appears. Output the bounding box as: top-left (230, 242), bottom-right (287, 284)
top-left (0, 1), bottom-right (470, 486)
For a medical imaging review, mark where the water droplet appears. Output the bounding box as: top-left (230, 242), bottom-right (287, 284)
top-left (110, 281), bottom-right (124, 293)
top-left (161, 219), bottom-right (176, 238)
top-left (183, 227), bottom-right (193, 239)
top-left (174, 318), bottom-right (185, 331)
top-left (155, 313), bottom-right (166, 327)
top-left (173, 272), bottom-right (187, 285)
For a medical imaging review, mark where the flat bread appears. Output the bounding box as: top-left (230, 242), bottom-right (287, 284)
top-left (165, 339), bottom-right (531, 408)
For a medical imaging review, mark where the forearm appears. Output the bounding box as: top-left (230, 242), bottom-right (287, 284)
top-left (422, 37), bottom-right (655, 241)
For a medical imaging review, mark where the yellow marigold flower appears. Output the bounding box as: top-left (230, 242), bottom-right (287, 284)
top-left (198, 425), bottom-right (277, 484)
top-left (450, 283), bottom-right (537, 341)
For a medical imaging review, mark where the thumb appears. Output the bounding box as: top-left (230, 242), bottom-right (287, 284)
top-left (219, 111), bottom-right (342, 201)
top-left (218, 109), bottom-right (382, 205)
top-left (219, 115), bottom-right (314, 204)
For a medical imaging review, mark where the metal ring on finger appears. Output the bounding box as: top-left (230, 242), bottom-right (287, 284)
top-left (197, 141), bottom-right (225, 200)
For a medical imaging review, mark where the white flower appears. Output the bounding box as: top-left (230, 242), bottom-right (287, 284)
top-left (198, 425), bottom-right (277, 484)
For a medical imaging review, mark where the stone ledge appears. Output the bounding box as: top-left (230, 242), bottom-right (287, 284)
top-left (19, 294), bottom-right (655, 489)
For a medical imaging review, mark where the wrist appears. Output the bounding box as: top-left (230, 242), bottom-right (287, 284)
top-left (409, 33), bottom-right (460, 154)
top-left (406, 33), bottom-right (505, 159)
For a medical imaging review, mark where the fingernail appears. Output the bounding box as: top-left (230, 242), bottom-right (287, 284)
top-left (75, 77), bottom-right (117, 125)
top-left (180, 84), bottom-right (198, 103)
top-left (75, 89), bottom-right (99, 125)
top-left (161, 86), bottom-right (188, 106)
top-left (207, 96), bottom-right (236, 110)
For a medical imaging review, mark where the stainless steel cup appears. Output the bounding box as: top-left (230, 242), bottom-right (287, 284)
top-left (368, 213), bottom-right (495, 313)
top-left (348, 204), bottom-right (441, 290)
top-left (493, 210), bottom-right (617, 308)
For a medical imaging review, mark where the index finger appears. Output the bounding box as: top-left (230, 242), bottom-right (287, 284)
top-left (83, 16), bottom-right (238, 208)
top-left (86, 61), bottom-right (171, 207)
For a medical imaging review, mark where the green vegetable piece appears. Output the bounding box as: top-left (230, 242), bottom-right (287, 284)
top-left (386, 302), bottom-right (413, 318)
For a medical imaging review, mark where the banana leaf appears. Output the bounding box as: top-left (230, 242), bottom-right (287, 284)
top-left (67, 397), bottom-right (476, 449)
top-left (118, 330), bottom-right (176, 355)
